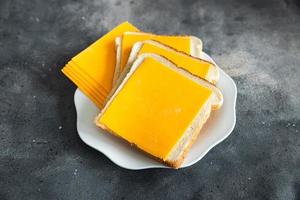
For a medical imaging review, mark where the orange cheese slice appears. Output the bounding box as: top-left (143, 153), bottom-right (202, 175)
top-left (62, 66), bottom-right (104, 107)
top-left (119, 32), bottom-right (192, 72)
top-left (63, 63), bottom-right (105, 101)
top-left (68, 61), bottom-right (108, 97)
top-left (98, 57), bottom-right (213, 160)
top-left (134, 40), bottom-right (216, 83)
top-left (71, 22), bottom-right (139, 92)
top-left (61, 21), bottom-right (139, 107)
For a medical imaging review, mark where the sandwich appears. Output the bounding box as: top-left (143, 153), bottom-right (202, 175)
top-left (113, 32), bottom-right (203, 84)
top-left (95, 54), bottom-right (223, 168)
top-left (126, 40), bottom-right (219, 84)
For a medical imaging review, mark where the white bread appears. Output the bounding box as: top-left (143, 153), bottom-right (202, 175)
top-left (125, 40), bottom-right (219, 84)
top-left (112, 37), bottom-right (122, 85)
top-left (96, 54), bottom-right (223, 168)
top-left (113, 32), bottom-right (203, 85)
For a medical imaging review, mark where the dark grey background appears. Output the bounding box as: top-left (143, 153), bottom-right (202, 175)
top-left (0, 0), bottom-right (299, 199)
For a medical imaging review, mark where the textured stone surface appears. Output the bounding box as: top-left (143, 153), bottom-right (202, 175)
top-left (0, 0), bottom-right (299, 199)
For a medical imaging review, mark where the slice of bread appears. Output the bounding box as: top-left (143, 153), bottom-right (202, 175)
top-left (96, 54), bottom-right (223, 169)
top-left (113, 32), bottom-right (203, 85)
top-left (125, 40), bottom-right (219, 84)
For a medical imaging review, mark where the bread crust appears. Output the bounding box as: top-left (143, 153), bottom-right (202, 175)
top-left (113, 37), bottom-right (122, 86)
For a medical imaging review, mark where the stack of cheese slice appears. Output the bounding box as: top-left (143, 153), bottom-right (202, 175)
top-left (62, 22), bottom-right (223, 168)
top-left (62, 22), bottom-right (140, 108)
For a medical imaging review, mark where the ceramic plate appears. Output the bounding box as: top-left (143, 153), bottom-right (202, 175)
top-left (74, 52), bottom-right (237, 170)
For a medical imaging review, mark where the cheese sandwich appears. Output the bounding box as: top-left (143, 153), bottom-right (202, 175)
top-left (113, 32), bottom-right (203, 84)
top-left (96, 54), bottom-right (223, 168)
top-left (126, 40), bottom-right (219, 84)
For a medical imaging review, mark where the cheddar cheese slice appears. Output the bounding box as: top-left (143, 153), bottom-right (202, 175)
top-left (62, 65), bottom-right (104, 107)
top-left (63, 63), bottom-right (105, 101)
top-left (71, 22), bottom-right (139, 92)
top-left (114, 32), bottom-right (202, 82)
top-left (127, 40), bottom-right (219, 84)
top-left (97, 56), bottom-right (214, 161)
top-left (68, 60), bottom-right (108, 97)
top-left (61, 21), bottom-right (139, 108)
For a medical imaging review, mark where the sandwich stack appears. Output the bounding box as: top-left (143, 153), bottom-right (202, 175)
top-left (62, 22), bottom-right (223, 168)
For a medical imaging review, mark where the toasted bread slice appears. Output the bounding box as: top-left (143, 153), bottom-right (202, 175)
top-left (113, 32), bottom-right (203, 85)
top-left (126, 40), bottom-right (219, 84)
top-left (96, 54), bottom-right (223, 169)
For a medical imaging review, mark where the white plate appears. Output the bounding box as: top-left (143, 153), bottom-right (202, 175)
top-left (74, 52), bottom-right (237, 170)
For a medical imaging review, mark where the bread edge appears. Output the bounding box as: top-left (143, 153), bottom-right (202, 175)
top-left (113, 36), bottom-right (122, 86)
top-left (190, 36), bottom-right (203, 58)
